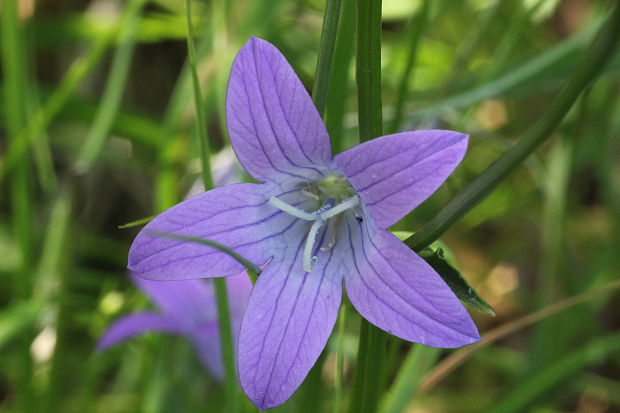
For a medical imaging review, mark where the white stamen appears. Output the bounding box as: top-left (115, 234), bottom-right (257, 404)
top-left (270, 194), bottom-right (360, 272)
top-left (269, 197), bottom-right (317, 221)
top-left (303, 219), bottom-right (325, 272)
top-left (320, 221), bottom-right (337, 251)
top-left (319, 196), bottom-right (359, 220)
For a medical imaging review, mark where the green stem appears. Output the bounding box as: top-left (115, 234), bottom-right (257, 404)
top-left (333, 305), bottom-right (347, 413)
top-left (312, 0), bottom-right (343, 117)
top-left (325, 0), bottom-right (356, 153)
top-left (185, 0), bottom-right (214, 190)
top-left (211, 0), bottom-right (231, 144)
top-left (2, 1), bottom-right (35, 411)
top-left (2, 0), bottom-right (30, 294)
top-left (351, 2), bottom-right (386, 412)
top-left (41, 191), bottom-right (73, 413)
top-left (154, 15), bottom-right (212, 210)
top-left (529, 134), bottom-right (572, 370)
top-left (351, 321), bottom-right (387, 413)
top-left (185, 2), bottom-right (236, 412)
top-left (379, 345), bottom-right (440, 413)
top-left (404, 3), bottom-right (620, 253)
top-left (355, 0), bottom-right (383, 143)
top-left (212, 279), bottom-right (238, 412)
top-left (389, 0), bottom-right (430, 133)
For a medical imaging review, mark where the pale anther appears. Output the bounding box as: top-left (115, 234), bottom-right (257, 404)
top-left (301, 187), bottom-right (319, 200)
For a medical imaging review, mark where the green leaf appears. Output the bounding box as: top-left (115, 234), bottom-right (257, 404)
top-left (419, 247), bottom-right (495, 316)
top-left (392, 231), bottom-right (494, 316)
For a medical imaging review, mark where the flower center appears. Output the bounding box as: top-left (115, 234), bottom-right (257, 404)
top-left (269, 175), bottom-right (359, 272)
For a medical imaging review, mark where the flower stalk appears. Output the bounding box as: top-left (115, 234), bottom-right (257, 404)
top-left (350, 1), bottom-right (387, 412)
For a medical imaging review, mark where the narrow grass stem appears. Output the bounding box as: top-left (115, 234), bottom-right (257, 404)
top-left (350, 1), bottom-right (387, 412)
top-left (312, 0), bottom-right (343, 117)
top-left (155, 16), bottom-right (212, 210)
top-left (379, 345), bottom-right (440, 413)
top-left (404, 3), bottom-right (620, 252)
top-left (333, 305), bottom-right (347, 413)
top-left (185, 0), bottom-right (214, 189)
top-left (2, 1), bottom-right (35, 410)
top-left (355, 0), bottom-right (383, 143)
top-left (212, 279), bottom-right (238, 412)
top-left (325, 0), bottom-right (356, 153)
top-left (41, 191), bottom-right (73, 413)
top-left (389, 0), bottom-right (430, 133)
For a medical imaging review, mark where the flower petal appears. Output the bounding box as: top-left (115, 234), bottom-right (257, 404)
top-left (343, 217), bottom-right (480, 347)
top-left (225, 272), bottom-right (254, 325)
top-left (334, 130), bottom-right (468, 228)
top-left (190, 322), bottom-right (225, 381)
top-left (190, 274), bottom-right (252, 381)
top-left (129, 183), bottom-right (305, 280)
top-left (131, 274), bottom-right (216, 325)
top-left (97, 313), bottom-right (183, 350)
top-left (226, 37), bottom-right (332, 182)
top-left (238, 244), bottom-right (342, 409)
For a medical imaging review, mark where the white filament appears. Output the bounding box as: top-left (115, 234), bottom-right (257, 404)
top-left (319, 196), bottom-right (359, 220)
top-left (320, 222), bottom-right (337, 252)
top-left (303, 219), bottom-right (325, 272)
top-left (269, 197), bottom-right (316, 221)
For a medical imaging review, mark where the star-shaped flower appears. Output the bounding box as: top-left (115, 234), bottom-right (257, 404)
top-left (129, 37), bottom-right (480, 409)
top-left (98, 273), bottom-right (252, 381)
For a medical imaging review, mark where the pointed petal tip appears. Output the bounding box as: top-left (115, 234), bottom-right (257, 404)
top-left (94, 339), bottom-right (110, 353)
top-left (247, 35), bottom-right (264, 43)
top-left (243, 391), bottom-right (284, 411)
top-left (430, 321), bottom-right (481, 349)
top-left (243, 36), bottom-right (272, 53)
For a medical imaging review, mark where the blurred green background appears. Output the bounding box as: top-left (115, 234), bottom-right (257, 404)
top-left (1, 0), bottom-right (619, 412)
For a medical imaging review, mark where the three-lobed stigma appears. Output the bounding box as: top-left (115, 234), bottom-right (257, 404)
top-left (269, 175), bottom-right (360, 272)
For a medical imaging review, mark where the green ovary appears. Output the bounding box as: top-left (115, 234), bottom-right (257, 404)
top-left (316, 175), bottom-right (355, 202)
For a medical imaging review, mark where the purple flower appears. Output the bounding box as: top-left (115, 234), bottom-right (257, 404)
top-left (98, 272), bottom-right (252, 380)
top-left (128, 37), bottom-right (480, 409)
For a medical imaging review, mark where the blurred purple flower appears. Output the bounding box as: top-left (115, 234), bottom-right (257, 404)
top-left (128, 37), bottom-right (480, 409)
top-left (99, 146), bottom-right (248, 379)
top-left (98, 272), bottom-right (252, 380)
